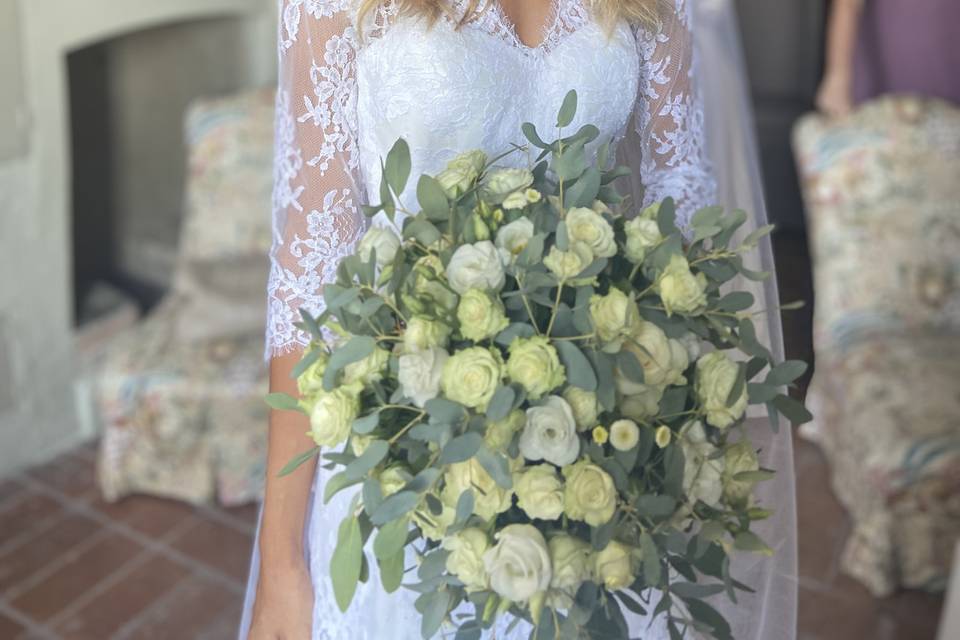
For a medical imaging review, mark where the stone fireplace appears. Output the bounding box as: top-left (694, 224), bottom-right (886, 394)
top-left (0, 0), bottom-right (274, 475)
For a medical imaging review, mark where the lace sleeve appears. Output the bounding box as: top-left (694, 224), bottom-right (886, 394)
top-left (633, 0), bottom-right (716, 229)
top-left (266, 0), bottom-right (367, 358)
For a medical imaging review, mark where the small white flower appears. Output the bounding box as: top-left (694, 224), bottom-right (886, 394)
top-left (609, 419), bottom-right (640, 451)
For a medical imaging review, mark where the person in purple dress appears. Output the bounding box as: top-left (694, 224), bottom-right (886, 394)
top-left (816, 0), bottom-right (960, 117)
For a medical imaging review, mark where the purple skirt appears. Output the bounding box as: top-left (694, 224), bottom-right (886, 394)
top-left (854, 0), bottom-right (960, 105)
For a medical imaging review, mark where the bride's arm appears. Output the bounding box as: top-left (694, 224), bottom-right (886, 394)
top-left (251, 1), bottom-right (365, 637)
top-left (631, 0), bottom-right (716, 228)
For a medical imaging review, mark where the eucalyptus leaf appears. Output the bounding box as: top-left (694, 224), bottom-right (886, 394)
top-left (640, 532), bottom-right (662, 585)
top-left (476, 447), bottom-right (513, 489)
top-left (765, 360), bottom-right (808, 387)
top-left (522, 122), bottom-right (551, 149)
top-left (323, 471), bottom-right (362, 504)
top-left (440, 432), bottom-right (484, 464)
top-left (384, 138), bottom-right (411, 195)
top-left (330, 515), bottom-right (363, 612)
top-left (323, 336), bottom-right (377, 391)
top-left (373, 516), bottom-right (410, 560)
top-left (353, 412), bottom-right (380, 435)
top-left (486, 386), bottom-right (516, 422)
top-left (556, 89), bottom-right (578, 128)
top-left (278, 446), bottom-right (320, 477)
top-left (772, 394), bottom-right (814, 425)
top-left (265, 392), bottom-right (304, 413)
top-left (378, 550), bottom-right (405, 593)
top-left (417, 175), bottom-right (449, 221)
top-left (370, 490), bottom-right (420, 525)
top-left (554, 341), bottom-right (597, 391)
top-left (564, 166), bottom-right (601, 208)
top-left (344, 440), bottom-right (389, 481)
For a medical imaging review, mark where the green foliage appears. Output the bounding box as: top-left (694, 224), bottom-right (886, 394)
top-left (276, 89), bottom-right (809, 639)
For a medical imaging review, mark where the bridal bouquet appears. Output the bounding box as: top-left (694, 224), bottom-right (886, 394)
top-left (269, 91), bottom-right (810, 639)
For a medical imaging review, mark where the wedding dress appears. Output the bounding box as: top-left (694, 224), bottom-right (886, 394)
top-left (240, 1), bottom-right (796, 638)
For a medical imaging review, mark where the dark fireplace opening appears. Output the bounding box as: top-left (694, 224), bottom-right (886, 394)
top-left (66, 16), bottom-right (250, 333)
top-left (68, 41), bottom-right (164, 329)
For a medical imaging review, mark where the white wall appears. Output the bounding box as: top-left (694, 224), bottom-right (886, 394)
top-left (0, 0), bottom-right (275, 476)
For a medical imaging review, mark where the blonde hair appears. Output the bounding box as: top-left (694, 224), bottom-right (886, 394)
top-left (356, 0), bottom-right (662, 39)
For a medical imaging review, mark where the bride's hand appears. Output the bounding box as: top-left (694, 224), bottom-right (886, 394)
top-left (248, 561), bottom-right (314, 640)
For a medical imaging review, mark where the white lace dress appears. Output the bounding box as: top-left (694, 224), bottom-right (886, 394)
top-left (244, 1), bottom-right (719, 638)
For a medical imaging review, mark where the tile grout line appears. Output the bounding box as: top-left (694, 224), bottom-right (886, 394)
top-left (0, 526), bottom-right (115, 602)
top-left (192, 502), bottom-right (259, 537)
top-left (110, 572), bottom-right (198, 640)
top-left (17, 475), bottom-right (247, 596)
top-left (0, 599), bottom-right (59, 640)
top-left (0, 493), bottom-right (75, 558)
top-left (43, 547), bottom-right (156, 632)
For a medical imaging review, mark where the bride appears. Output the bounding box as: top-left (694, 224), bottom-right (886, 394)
top-left (242, 1), bottom-right (796, 638)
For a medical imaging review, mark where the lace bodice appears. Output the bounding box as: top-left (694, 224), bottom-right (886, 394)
top-left (266, 0), bottom-right (714, 358)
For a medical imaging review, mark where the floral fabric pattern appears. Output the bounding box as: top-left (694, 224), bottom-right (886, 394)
top-left (794, 95), bottom-right (960, 595)
top-left (96, 90), bottom-right (275, 507)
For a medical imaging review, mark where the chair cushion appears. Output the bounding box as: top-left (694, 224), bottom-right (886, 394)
top-left (793, 96), bottom-right (960, 354)
top-left (177, 88), bottom-right (275, 265)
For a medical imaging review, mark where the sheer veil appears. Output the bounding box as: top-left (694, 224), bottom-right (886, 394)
top-left (693, 1), bottom-right (798, 638)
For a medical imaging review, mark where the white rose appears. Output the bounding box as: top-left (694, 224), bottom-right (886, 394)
top-left (680, 420), bottom-right (725, 507)
top-left (562, 387), bottom-right (600, 432)
top-left (342, 346), bottom-right (390, 387)
top-left (619, 384), bottom-right (665, 421)
top-left (437, 150), bottom-right (486, 198)
top-left (378, 465), bottom-right (410, 496)
top-left (566, 207), bottom-right (617, 258)
top-left (722, 441), bottom-right (761, 508)
top-left (520, 396), bottom-right (581, 467)
top-left (358, 226), bottom-right (400, 266)
top-left (695, 351), bottom-right (748, 429)
top-left (403, 316), bottom-right (451, 353)
top-left (657, 254), bottom-right (708, 316)
top-left (442, 458), bottom-right (513, 521)
top-left (548, 535), bottom-right (592, 593)
top-left (609, 419), bottom-right (640, 451)
top-left (443, 527), bottom-right (491, 592)
top-left (514, 464), bottom-right (565, 520)
top-left (398, 348), bottom-right (449, 408)
top-left (593, 541), bottom-right (635, 590)
top-left (543, 242), bottom-right (593, 281)
top-left (308, 387), bottom-right (361, 447)
top-left (483, 524), bottom-right (552, 602)
top-left (495, 218), bottom-right (535, 261)
top-left (446, 241), bottom-right (506, 294)
top-left (562, 460), bottom-right (617, 527)
top-left (624, 217), bottom-right (662, 263)
top-left (482, 168), bottom-right (534, 204)
top-left (615, 321), bottom-right (688, 392)
top-left (589, 288), bottom-right (640, 352)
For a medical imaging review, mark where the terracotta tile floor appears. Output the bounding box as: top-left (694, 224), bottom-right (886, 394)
top-left (0, 442), bottom-right (256, 639)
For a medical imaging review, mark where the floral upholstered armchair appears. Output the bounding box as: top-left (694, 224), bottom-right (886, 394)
top-left (794, 95), bottom-right (960, 596)
top-left (94, 89), bottom-right (275, 506)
